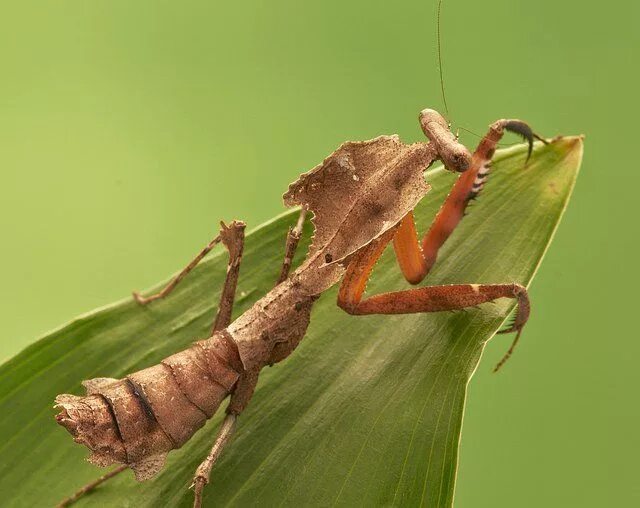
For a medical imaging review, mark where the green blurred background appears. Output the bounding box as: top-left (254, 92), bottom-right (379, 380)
top-left (1, 0), bottom-right (637, 506)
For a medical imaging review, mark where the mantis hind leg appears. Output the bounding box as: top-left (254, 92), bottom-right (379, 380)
top-left (394, 119), bottom-right (544, 285)
top-left (191, 367), bottom-right (259, 508)
top-left (56, 465), bottom-right (128, 507)
top-left (133, 220), bottom-right (246, 333)
top-left (56, 223), bottom-right (247, 507)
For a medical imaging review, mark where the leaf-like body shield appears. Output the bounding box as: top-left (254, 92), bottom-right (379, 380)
top-left (284, 135), bottom-right (436, 268)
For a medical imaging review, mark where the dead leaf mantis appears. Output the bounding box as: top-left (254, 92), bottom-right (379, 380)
top-left (54, 108), bottom-right (548, 507)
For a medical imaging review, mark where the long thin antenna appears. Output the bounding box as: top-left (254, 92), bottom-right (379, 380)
top-left (456, 126), bottom-right (520, 147)
top-left (437, 0), bottom-right (449, 117)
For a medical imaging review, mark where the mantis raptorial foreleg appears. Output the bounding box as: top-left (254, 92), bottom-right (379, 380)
top-left (394, 120), bottom-right (544, 284)
top-left (338, 230), bottom-right (530, 371)
top-left (337, 119), bottom-right (538, 371)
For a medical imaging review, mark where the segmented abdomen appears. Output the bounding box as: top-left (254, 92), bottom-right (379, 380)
top-left (55, 331), bottom-right (243, 480)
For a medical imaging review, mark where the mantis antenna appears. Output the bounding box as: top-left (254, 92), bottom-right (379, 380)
top-left (436, 5), bottom-right (520, 148)
top-left (437, 0), bottom-right (449, 118)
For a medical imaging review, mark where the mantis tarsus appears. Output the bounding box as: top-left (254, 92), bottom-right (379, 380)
top-left (55, 108), bottom-right (548, 507)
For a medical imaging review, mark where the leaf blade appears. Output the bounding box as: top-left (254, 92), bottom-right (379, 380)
top-left (0, 137), bottom-right (582, 507)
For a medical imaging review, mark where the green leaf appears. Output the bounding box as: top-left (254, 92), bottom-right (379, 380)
top-left (0, 137), bottom-right (582, 507)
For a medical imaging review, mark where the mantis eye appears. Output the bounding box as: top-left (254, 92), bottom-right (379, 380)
top-left (447, 147), bottom-right (471, 172)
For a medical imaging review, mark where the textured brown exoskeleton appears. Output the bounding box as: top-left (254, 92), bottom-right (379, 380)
top-left (55, 109), bottom-right (543, 507)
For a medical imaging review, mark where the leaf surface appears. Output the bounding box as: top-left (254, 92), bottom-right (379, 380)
top-left (0, 137), bottom-right (582, 507)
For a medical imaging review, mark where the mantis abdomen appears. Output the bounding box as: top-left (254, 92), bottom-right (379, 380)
top-left (55, 331), bottom-right (243, 480)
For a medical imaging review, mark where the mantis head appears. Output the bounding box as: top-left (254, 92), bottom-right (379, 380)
top-left (419, 109), bottom-right (472, 173)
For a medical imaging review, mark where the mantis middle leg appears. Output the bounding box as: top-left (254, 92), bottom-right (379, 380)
top-left (191, 367), bottom-right (259, 508)
top-left (276, 206), bottom-right (307, 285)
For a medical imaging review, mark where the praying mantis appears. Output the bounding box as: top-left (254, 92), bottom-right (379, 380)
top-left (55, 108), bottom-right (547, 507)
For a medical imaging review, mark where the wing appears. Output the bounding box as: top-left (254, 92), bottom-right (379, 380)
top-left (284, 135), bottom-right (436, 267)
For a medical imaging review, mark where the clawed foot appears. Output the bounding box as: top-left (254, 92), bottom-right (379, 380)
top-left (132, 291), bottom-right (152, 305)
top-left (189, 414), bottom-right (237, 508)
top-left (493, 284), bottom-right (530, 372)
top-left (501, 120), bottom-right (547, 163)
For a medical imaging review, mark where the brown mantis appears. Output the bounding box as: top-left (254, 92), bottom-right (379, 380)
top-left (55, 108), bottom-right (545, 507)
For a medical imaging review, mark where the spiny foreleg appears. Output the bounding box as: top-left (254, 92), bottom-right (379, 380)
top-left (394, 119), bottom-right (544, 284)
top-left (339, 229), bottom-right (530, 371)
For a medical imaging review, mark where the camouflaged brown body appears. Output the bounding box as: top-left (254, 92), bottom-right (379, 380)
top-left (53, 107), bottom-right (546, 508)
top-left (229, 135), bottom-right (438, 370)
top-left (55, 112), bottom-right (468, 480)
